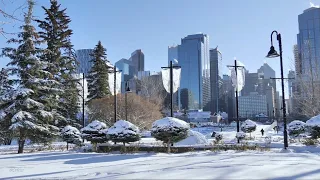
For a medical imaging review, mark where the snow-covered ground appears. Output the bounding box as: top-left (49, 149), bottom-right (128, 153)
top-left (2, 150), bottom-right (320, 179)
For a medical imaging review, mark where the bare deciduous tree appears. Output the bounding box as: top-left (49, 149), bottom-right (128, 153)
top-left (0, 0), bottom-right (25, 38)
top-left (88, 93), bottom-right (163, 130)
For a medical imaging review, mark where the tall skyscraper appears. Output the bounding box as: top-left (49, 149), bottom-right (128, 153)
top-left (168, 45), bottom-right (179, 63)
top-left (176, 33), bottom-right (210, 110)
top-left (76, 49), bottom-right (94, 75)
top-left (129, 49), bottom-right (144, 75)
top-left (288, 70), bottom-right (296, 98)
top-left (115, 58), bottom-right (135, 93)
top-left (297, 6), bottom-right (320, 76)
top-left (210, 47), bottom-right (222, 114)
top-left (220, 75), bottom-right (235, 122)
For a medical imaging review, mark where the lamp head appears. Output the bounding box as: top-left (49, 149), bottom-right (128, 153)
top-left (266, 46), bottom-right (280, 58)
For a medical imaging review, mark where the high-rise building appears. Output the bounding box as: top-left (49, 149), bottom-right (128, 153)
top-left (129, 49), bottom-right (144, 75)
top-left (239, 92), bottom-right (268, 118)
top-left (220, 75), bottom-right (235, 122)
top-left (210, 47), bottom-right (222, 114)
top-left (115, 58), bottom-right (135, 93)
top-left (76, 49), bottom-right (94, 75)
top-left (288, 70), bottom-right (296, 98)
top-left (297, 6), bottom-right (320, 76)
top-left (168, 45), bottom-right (179, 63)
top-left (175, 33), bottom-right (210, 110)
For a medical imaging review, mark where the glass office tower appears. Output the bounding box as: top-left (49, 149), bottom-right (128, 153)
top-left (177, 34), bottom-right (210, 110)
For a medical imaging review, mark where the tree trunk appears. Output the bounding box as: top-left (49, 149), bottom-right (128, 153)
top-left (67, 142), bottom-right (69, 150)
top-left (167, 139), bottom-right (171, 153)
top-left (18, 139), bottom-right (25, 154)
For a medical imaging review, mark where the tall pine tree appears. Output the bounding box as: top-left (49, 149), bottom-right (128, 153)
top-left (1, 0), bottom-right (59, 153)
top-left (87, 41), bottom-right (112, 101)
top-left (36, 0), bottom-right (80, 128)
top-left (0, 68), bottom-right (13, 145)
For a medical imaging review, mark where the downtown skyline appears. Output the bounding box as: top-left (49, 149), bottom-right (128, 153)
top-left (0, 0), bottom-right (315, 77)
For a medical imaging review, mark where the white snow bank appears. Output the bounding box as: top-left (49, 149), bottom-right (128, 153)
top-left (175, 130), bottom-right (209, 146)
top-left (151, 117), bottom-right (190, 130)
top-left (306, 115), bottom-right (320, 127)
top-left (236, 132), bottom-right (246, 139)
top-left (288, 120), bottom-right (306, 131)
top-left (81, 120), bottom-right (107, 132)
top-left (107, 120), bottom-right (140, 135)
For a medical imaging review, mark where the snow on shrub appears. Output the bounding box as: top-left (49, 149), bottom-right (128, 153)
top-left (236, 131), bottom-right (246, 141)
top-left (81, 120), bottom-right (108, 144)
top-left (107, 120), bottom-right (141, 146)
top-left (241, 119), bottom-right (257, 137)
top-left (175, 130), bottom-right (208, 146)
top-left (61, 125), bottom-right (82, 149)
top-left (306, 115), bottom-right (320, 140)
top-left (215, 133), bottom-right (223, 143)
top-left (151, 117), bottom-right (190, 153)
top-left (288, 120), bottom-right (306, 138)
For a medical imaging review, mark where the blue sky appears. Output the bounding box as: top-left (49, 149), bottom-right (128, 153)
top-left (0, 0), bottom-right (316, 90)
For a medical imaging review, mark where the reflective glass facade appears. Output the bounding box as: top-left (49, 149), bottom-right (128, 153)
top-left (115, 58), bottom-right (134, 92)
top-left (210, 47), bottom-right (222, 113)
top-left (297, 7), bottom-right (320, 76)
top-left (177, 34), bottom-right (210, 110)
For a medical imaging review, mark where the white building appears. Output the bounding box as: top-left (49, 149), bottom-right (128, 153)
top-left (239, 92), bottom-right (268, 118)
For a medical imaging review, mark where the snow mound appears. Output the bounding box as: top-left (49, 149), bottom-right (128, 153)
top-left (241, 119), bottom-right (257, 129)
top-left (306, 115), bottom-right (320, 127)
top-left (107, 120), bottom-right (140, 136)
top-left (151, 117), bottom-right (190, 130)
top-left (288, 120), bottom-right (306, 131)
top-left (81, 120), bottom-right (107, 132)
top-left (175, 130), bottom-right (208, 146)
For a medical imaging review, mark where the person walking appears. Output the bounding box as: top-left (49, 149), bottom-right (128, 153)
top-left (260, 128), bottom-right (265, 136)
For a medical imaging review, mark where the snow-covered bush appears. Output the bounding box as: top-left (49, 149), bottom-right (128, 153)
top-left (241, 119), bottom-right (257, 137)
top-left (306, 115), bottom-right (320, 140)
top-left (236, 132), bottom-right (246, 142)
top-left (61, 125), bottom-right (82, 150)
top-left (107, 120), bottom-right (141, 146)
top-left (175, 130), bottom-right (208, 146)
top-left (288, 120), bottom-right (306, 138)
top-left (81, 120), bottom-right (108, 144)
top-left (215, 133), bottom-right (223, 143)
top-left (151, 117), bottom-right (190, 153)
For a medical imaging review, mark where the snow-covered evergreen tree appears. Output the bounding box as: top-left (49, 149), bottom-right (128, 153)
top-left (0, 68), bottom-right (13, 145)
top-left (151, 117), bottom-right (189, 153)
top-left (81, 120), bottom-right (108, 151)
top-left (36, 0), bottom-right (80, 128)
top-left (61, 125), bottom-right (82, 150)
top-left (107, 120), bottom-right (141, 146)
top-left (1, 0), bottom-right (59, 153)
top-left (87, 41), bottom-right (112, 101)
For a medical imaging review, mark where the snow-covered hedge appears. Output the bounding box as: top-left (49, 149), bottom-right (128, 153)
top-left (236, 132), bottom-right (246, 141)
top-left (288, 120), bottom-right (306, 138)
top-left (151, 117), bottom-right (189, 152)
top-left (306, 115), bottom-right (320, 140)
top-left (175, 130), bottom-right (208, 146)
top-left (81, 120), bottom-right (108, 144)
top-left (215, 133), bottom-right (223, 143)
top-left (241, 119), bottom-right (257, 134)
top-left (61, 125), bottom-right (82, 148)
top-left (107, 120), bottom-right (141, 145)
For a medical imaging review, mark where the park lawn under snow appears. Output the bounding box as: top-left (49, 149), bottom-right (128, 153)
top-left (2, 150), bottom-right (320, 179)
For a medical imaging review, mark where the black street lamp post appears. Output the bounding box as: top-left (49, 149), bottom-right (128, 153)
top-left (113, 66), bottom-right (122, 123)
top-left (161, 61), bottom-right (181, 117)
top-left (227, 59), bottom-right (244, 135)
top-left (266, 30), bottom-right (288, 149)
top-left (125, 81), bottom-right (131, 121)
